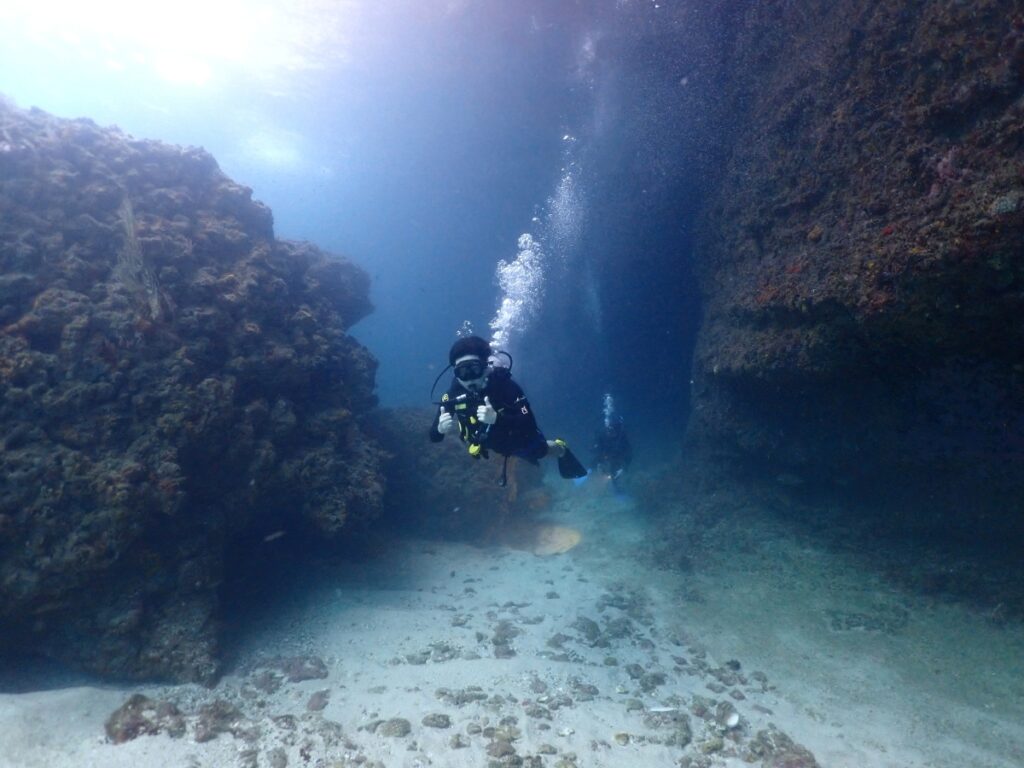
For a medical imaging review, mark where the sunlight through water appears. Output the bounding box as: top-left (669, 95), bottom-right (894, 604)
top-left (0, 0), bottom-right (353, 88)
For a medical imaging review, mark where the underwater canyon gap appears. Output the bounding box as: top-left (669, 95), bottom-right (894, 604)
top-left (2, 0), bottom-right (1024, 681)
top-left (580, 0), bottom-right (1024, 539)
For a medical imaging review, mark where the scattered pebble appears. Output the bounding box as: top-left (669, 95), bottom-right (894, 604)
top-left (700, 735), bottom-right (725, 754)
top-left (449, 734), bottom-right (468, 749)
top-left (640, 672), bottom-right (666, 692)
top-left (306, 690), bottom-right (330, 712)
top-left (486, 740), bottom-right (516, 758)
top-left (377, 718), bottom-right (412, 738)
top-left (422, 713), bottom-right (451, 729)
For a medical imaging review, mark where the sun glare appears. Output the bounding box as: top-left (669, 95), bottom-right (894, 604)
top-left (0, 0), bottom-right (352, 88)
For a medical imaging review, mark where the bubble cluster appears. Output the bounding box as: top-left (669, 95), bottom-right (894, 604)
top-left (489, 233), bottom-right (544, 351)
top-left (547, 163), bottom-right (584, 252)
top-left (603, 393), bottom-right (615, 429)
top-left (488, 158), bottom-right (585, 353)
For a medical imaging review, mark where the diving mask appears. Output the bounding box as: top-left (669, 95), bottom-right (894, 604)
top-left (454, 356), bottom-right (488, 388)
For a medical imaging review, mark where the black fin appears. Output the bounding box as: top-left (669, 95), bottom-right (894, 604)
top-left (557, 446), bottom-right (588, 479)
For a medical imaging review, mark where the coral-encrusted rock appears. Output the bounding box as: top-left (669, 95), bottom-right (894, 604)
top-left (193, 699), bottom-right (258, 743)
top-left (685, 0), bottom-right (1024, 532)
top-left (0, 99), bottom-right (384, 682)
top-left (104, 693), bottom-right (187, 743)
top-left (745, 725), bottom-right (820, 768)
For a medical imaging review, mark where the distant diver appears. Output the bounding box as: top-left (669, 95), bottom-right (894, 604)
top-left (429, 335), bottom-right (587, 486)
top-left (591, 394), bottom-right (631, 491)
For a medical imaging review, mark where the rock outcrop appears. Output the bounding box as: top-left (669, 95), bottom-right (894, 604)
top-left (682, 1), bottom-right (1024, 535)
top-left (0, 100), bottom-right (384, 682)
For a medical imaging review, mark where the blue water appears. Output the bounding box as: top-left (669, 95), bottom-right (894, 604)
top-left (3, 4), bottom-right (1024, 767)
top-left (0, 1), bottom-right (697, 457)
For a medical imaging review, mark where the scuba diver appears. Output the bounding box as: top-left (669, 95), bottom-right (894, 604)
top-left (592, 416), bottom-right (631, 480)
top-left (591, 395), bottom-right (631, 491)
top-left (429, 335), bottom-right (587, 486)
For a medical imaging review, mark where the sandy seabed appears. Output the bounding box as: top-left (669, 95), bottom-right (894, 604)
top-left (1, 477), bottom-right (1022, 768)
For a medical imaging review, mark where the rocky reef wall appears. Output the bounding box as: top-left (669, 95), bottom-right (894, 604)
top-left (683, 0), bottom-right (1024, 535)
top-left (0, 100), bottom-right (384, 682)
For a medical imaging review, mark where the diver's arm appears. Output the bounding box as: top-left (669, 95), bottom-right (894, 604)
top-left (491, 379), bottom-right (538, 432)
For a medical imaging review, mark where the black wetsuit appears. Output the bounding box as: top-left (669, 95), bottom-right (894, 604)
top-left (429, 368), bottom-right (549, 462)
